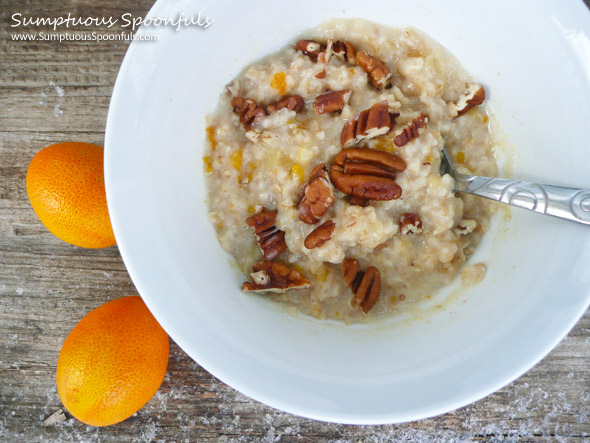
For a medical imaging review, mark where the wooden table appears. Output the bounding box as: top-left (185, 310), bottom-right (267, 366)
top-left (1, 1), bottom-right (589, 440)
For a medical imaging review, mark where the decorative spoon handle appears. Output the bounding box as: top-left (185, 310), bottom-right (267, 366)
top-left (454, 176), bottom-right (590, 225)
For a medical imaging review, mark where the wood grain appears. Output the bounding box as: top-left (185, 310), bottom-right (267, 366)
top-left (1, 1), bottom-right (589, 441)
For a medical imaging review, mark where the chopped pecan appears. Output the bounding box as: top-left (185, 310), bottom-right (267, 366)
top-left (246, 210), bottom-right (287, 261)
top-left (317, 39), bottom-right (333, 64)
top-left (399, 212), bottom-right (423, 235)
top-left (341, 101), bottom-right (400, 147)
top-left (242, 261), bottom-right (311, 293)
top-left (299, 164), bottom-right (335, 224)
top-left (313, 90), bottom-right (351, 114)
top-left (304, 220), bottom-right (335, 249)
top-left (331, 40), bottom-right (357, 64)
top-left (266, 95), bottom-right (305, 114)
top-left (393, 113), bottom-right (428, 147)
top-left (330, 147), bottom-right (406, 201)
top-left (451, 84), bottom-right (486, 117)
top-left (453, 219), bottom-right (477, 236)
top-left (315, 69), bottom-right (326, 79)
top-left (341, 258), bottom-right (381, 313)
top-left (250, 270), bottom-right (270, 286)
top-left (355, 51), bottom-right (392, 90)
top-left (349, 195), bottom-right (368, 207)
top-left (296, 39), bottom-right (325, 62)
top-left (342, 258), bottom-right (360, 287)
top-left (231, 96), bottom-right (266, 130)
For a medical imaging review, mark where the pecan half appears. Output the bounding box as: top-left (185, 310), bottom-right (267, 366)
top-left (341, 258), bottom-right (381, 313)
top-left (296, 39), bottom-right (325, 62)
top-left (399, 212), bottom-right (423, 235)
top-left (313, 90), bottom-right (351, 114)
top-left (341, 101), bottom-right (400, 147)
top-left (393, 113), bottom-right (428, 147)
top-left (266, 95), bottom-right (305, 114)
top-left (242, 261), bottom-right (311, 293)
top-left (330, 147), bottom-right (406, 201)
top-left (246, 210), bottom-right (287, 261)
top-left (355, 51), bottom-right (392, 90)
top-left (331, 40), bottom-right (357, 64)
top-left (299, 164), bottom-right (335, 224)
top-left (304, 220), bottom-right (335, 249)
top-left (231, 96), bottom-right (266, 130)
top-left (451, 84), bottom-right (486, 117)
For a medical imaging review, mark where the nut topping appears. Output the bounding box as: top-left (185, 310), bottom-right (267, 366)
top-left (317, 39), bottom-right (333, 64)
top-left (315, 69), bottom-right (327, 79)
top-left (331, 40), bottom-right (357, 64)
top-left (451, 84), bottom-right (486, 117)
top-left (341, 258), bottom-right (381, 313)
top-left (246, 210), bottom-right (287, 261)
top-left (296, 39), bottom-right (325, 62)
top-left (355, 51), bottom-right (392, 90)
top-left (349, 195), bottom-right (369, 207)
top-left (250, 270), bottom-right (270, 286)
top-left (266, 95), bottom-right (305, 114)
top-left (453, 219), bottom-right (477, 236)
top-left (399, 212), bottom-right (423, 235)
top-left (330, 147), bottom-right (406, 201)
top-left (299, 164), bottom-right (335, 224)
top-left (231, 96), bottom-right (266, 130)
top-left (393, 113), bottom-right (428, 147)
top-left (341, 101), bottom-right (400, 147)
top-left (313, 90), bottom-right (351, 114)
top-left (304, 220), bottom-right (335, 249)
top-left (242, 261), bottom-right (311, 293)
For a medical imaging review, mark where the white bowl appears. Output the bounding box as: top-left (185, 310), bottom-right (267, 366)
top-left (105, 0), bottom-right (590, 424)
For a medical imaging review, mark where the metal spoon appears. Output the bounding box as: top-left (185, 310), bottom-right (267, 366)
top-left (439, 146), bottom-right (590, 225)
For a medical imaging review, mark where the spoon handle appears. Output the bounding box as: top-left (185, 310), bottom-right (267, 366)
top-left (455, 176), bottom-right (590, 225)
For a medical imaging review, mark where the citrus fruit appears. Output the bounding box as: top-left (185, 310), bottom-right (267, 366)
top-left (56, 296), bottom-right (169, 427)
top-left (26, 142), bottom-right (116, 248)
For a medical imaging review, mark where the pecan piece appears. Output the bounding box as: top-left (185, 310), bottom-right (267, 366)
top-left (341, 101), bottom-right (399, 147)
top-left (399, 212), bottom-right (423, 235)
top-left (453, 219), bottom-right (477, 236)
top-left (313, 90), bottom-right (351, 114)
top-left (317, 39), bottom-right (333, 64)
top-left (304, 220), bottom-right (335, 249)
top-left (394, 113), bottom-right (428, 147)
top-left (342, 258), bottom-right (360, 287)
top-left (299, 164), bottom-right (335, 224)
top-left (331, 40), bottom-right (357, 64)
top-left (349, 195), bottom-right (369, 207)
top-left (242, 261), bottom-right (311, 293)
top-left (341, 258), bottom-right (381, 313)
top-left (330, 147), bottom-right (406, 201)
top-left (246, 210), bottom-right (287, 261)
top-left (266, 95), bottom-right (305, 114)
top-left (355, 51), bottom-right (392, 90)
top-left (296, 39), bottom-right (325, 62)
top-left (315, 69), bottom-right (326, 79)
top-left (451, 84), bottom-right (486, 117)
top-left (231, 96), bottom-right (266, 130)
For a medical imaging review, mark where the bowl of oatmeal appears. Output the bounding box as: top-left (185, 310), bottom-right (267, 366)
top-left (105, 0), bottom-right (590, 423)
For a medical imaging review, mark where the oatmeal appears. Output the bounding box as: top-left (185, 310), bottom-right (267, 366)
top-left (205, 19), bottom-right (499, 322)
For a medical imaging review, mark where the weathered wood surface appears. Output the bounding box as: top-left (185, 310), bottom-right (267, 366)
top-left (1, 0), bottom-right (589, 440)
